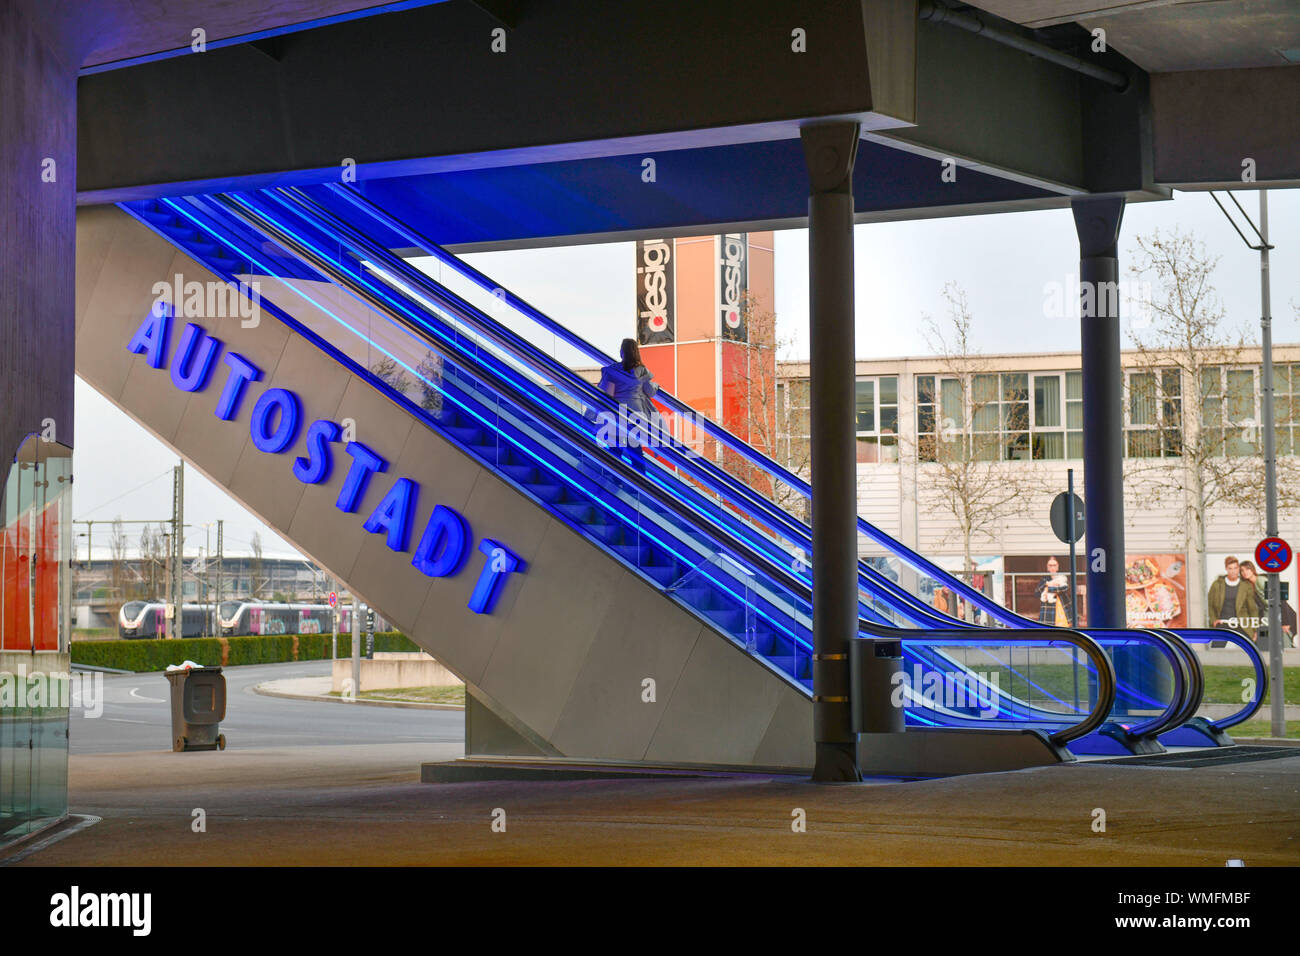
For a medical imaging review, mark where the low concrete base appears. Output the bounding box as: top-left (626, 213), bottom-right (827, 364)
top-left (421, 758), bottom-right (798, 783)
top-left (857, 727), bottom-right (1072, 777)
top-left (331, 653), bottom-right (462, 693)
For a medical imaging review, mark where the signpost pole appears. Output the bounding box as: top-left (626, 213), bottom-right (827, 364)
top-left (1067, 468), bottom-right (1079, 628)
top-left (1256, 192), bottom-right (1285, 740)
top-left (351, 593), bottom-right (361, 699)
top-left (1211, 187), bottom-right (1284, 738)
top-left (330, 588), bottom-right (338, 661)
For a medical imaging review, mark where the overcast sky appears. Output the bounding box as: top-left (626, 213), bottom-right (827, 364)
top-left (73, 188), bottom-right (1300, 559)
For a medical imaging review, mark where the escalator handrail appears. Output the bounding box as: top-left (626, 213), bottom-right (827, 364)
top-left (1167, 627), bottom-right (1269, 729)
top-left (315, 183), bottom-right (1031, 628)
top-left (133, 194), bottom-right (830, 658)
top-left (257, 187), bottom-right (982, 631)
top-left (1153, 628), bottom-right (1206, 734)
top-left (201, 189), bottom-right (1184, 741)
top-left (877, 627), bottom-right (1117, 745)
top-left (1082, 627), bottom-right (1189, 739)
top-left (152, 190), bottom-right (1123, 746)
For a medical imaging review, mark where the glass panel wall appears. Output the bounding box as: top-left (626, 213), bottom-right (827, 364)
top-left (0, 436), bottom-right (72, 848)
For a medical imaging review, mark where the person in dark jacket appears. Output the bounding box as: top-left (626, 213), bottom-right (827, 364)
top-left (597, 338), bottom-right (660, 474)
top-left (1208, 555), bottom-right (1260, 642)
top-left (1238, 559), bottom-right (1297, 647)
top-left (1035, 556), bottom-right (1071, 625)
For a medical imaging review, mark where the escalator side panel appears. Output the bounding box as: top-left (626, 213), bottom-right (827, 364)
top-left (76, 204), bottom-right (818, 771)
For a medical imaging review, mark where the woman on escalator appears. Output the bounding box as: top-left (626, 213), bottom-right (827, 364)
top-left (598, 338), bottom-right (660, 475)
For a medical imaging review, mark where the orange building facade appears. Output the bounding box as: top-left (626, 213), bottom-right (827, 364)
top-left (634, 232), bottom-right (776, 458)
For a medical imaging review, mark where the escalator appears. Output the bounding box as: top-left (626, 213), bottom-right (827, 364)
top-left (74, 183), bottom-right (1265, 773)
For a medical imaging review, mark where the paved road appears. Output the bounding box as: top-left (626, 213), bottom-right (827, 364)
top-left (71, 660), bottom-right (464, 753)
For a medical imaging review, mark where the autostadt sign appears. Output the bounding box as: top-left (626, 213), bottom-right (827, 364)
top-left (127, 305), bottom-right (526, 615)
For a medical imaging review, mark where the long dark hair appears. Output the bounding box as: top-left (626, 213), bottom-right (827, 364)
top-left (620, 338), bottom-right (643, 373)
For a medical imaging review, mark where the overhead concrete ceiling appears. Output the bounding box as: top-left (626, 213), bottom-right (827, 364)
top-left (19, 0), bottom-right (437, 70)
top-left (972, 0), bottom-right (1300, 71)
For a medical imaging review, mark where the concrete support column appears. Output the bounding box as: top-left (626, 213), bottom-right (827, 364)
top-left (0, 2), bottom-right (78, 467)
top-left (801, 122), bottom-right (861, 783)
top-left (1072, 196), bottom-right (1127, 629)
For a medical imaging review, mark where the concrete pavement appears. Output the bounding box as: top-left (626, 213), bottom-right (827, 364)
top-left (16, 742), bottom-right (1300, 866)
top-left (71, 661), bottom-right (463, 753)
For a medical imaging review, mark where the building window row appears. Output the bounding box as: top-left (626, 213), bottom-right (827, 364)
top-left (776, 363), bottom-right (1300, 467)
top-left (915, 371), bottom-right (1083, 462)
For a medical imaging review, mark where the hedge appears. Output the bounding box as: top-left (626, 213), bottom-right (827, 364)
top-left (70, 631), bottom-right (420, 672)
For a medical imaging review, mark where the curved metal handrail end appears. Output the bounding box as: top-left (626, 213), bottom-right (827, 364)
top-left (1168, 627), bottom-right (1269, 729)
top-left (863, 625), bottom-right (1117, 747)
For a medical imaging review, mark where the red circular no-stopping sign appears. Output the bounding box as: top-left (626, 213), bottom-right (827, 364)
top-left (1255, 537), bottom-right (1293, 574)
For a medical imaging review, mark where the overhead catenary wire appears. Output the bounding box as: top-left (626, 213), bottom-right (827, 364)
top-left (76, 468), bottom-right (173, 518)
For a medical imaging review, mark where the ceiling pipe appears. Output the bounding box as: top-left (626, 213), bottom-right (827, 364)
top-left (919, 1), bottom-right (1131, 91)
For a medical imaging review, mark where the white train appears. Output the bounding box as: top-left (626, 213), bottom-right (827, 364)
top-left (119, 600), bottom-right (373, 639)
top-left (118, 601), bottom-right (209, 639)
top-left (216, 601), bottom-right (386, 636)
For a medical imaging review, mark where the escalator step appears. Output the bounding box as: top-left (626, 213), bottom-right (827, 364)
top-left (589, 525), bottom-right (622, 545)
top-left (501, 464), bottom-right (540, 484)
top-left (612, 543), bottom-right (646, 564)
top-left (557, 502), bottom-right (599, 524)
top-left (673, 586), bottom-right (713, 609)
top-left (703, 607), bottom-right (743, 632)
top-left (766, 655), bottom-right (797, 677)
top-left (641, 565), bottom-right (678, 587)
top-left (529, 483), bottom-right (563, 502)
top-left (443, 425), bottom-right (482, 444)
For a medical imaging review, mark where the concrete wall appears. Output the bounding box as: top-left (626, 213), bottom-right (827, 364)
top-left (76, 205), bottom-right (815, 771)
top-left (0, 1), bottom-right (77, 468)
top-left (1151, 66), bottom-right (1300, 187)
top-left (331, 654), bottom-right (461, 694)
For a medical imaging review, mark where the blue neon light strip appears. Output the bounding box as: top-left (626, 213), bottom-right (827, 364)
top-left (129, 192), bottom-right (1128, 733)
top-left (316, 183), bottom-right (1029, 628)
top-left (120, 194), bottom-right (1139, 739)
top-left (129, 196), bottom-right (818, 668)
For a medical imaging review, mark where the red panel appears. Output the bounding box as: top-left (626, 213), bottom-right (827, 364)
top-left (641, 344), bottom-right (675, 395)
top-left (1, 500), bottom-right (63, 651)
top-left (674, 237), bottom-right (717, 343)
top-left (33, 504), bottom-right (60, 650)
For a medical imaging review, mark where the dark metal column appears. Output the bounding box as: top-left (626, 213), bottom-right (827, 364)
top-left (1072, 197), bottom-right (1126, 628)
top-left (802, 122), bottom-right (861, 782)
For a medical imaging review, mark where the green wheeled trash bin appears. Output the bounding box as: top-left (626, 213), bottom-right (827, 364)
top-left (164, 665), bottom-right (227, 752)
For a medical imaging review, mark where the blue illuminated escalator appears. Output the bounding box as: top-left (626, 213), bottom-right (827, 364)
top-left (117, 184), bottom-right (1267, 755)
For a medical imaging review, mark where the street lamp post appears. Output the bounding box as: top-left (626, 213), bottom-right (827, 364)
top-left (1210, 188), bottom-right (1283, 738)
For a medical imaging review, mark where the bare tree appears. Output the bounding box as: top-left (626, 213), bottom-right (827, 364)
top-left (1125, 228), bottom-right (1300, 553)
top-left (137, 523), bottom-right (167, 600)
top-left (108, 517), bottom-right (128, 619)
top-left (911, 283), bottom-right (1043, 603)
top-left (414, 350), bottom-right (445, 415)
top-left (721, 290), bottom-right (811, 521)
top-left (370, 356), bottom-right (412, 395)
